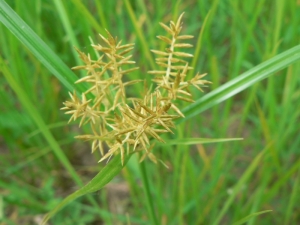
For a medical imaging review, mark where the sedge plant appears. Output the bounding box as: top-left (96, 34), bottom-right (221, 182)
top-left (41, 12), bottom-right (213, 224)
top-left (61, 13), bottom-right (210, 166)
top-left (2, 1), bottom-right (300, 224)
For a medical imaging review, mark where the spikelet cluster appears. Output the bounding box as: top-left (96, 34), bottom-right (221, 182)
top-left (61, 13), bottom-right (211, 165)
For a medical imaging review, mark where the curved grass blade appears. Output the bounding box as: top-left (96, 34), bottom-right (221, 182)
top-left (284, 170), bottom-right (300, 225)
top-left (53, 0), bottom-right (81, 65)
top-left (187, 10), bottom-right (211, 80)
top-left (158, 138), bottom-right (243, 146)
top-left (211, 144), bottom-right (271, 225)
top-left (26, 121), bottom-right (75, 139)
top-left (123, 0), bottom-right (155, 69)
top-left (232, 210), bottom-right (272, 225)
top-left (0, 0), bottom-right (86, 93)
top-left (0, 55), bottom-right (82, 186)
top-left (70, 0), bottom-right (105, 34)
top-left (42, 154), bottom-right (131, 225)
top-left (178, 44), bottom-right (300, 123)
top-left (0, 55), bottom-right (104, 217)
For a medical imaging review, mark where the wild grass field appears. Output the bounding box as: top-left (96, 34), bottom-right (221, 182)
top-left (1, 0), bottom-right (300, 224)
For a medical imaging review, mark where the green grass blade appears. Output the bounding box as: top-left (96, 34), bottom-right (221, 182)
top-left (0, 55), bottom-right (108, 220)
top-left (70, 0), bottom-right (105, 34)
top-left (158, 138), bottom-right (243, 146)
top-left (53, 0), bottom-right (80, 64)
top-left (26, 121), bottom-right (75, 139)
top-left (0, 0), bottom-right (84, 92)
top-left (188, 10), bottom-right (211, 79)
top-left (0, 56), bottom-right (81, 186)
top-left (123, 0), bottom-right (155, 69)
top-left (178, 44), bottom-right (300, 123)
top-left (0, 196), bottom-right (2, 220)
top-left (284, 170), bottom-right (300, 225)
top-left (263, 157), bottom-right (300, 204)
top-left (232, 210), bottom-right (273, 225)
top-left (42, 154), bottom-right (131, 225)
top-left (139, 162), bottom-right (159, 225)
top-left (211, 144), bottom-right (270, 225)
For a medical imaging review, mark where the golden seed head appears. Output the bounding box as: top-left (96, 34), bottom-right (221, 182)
top-left (61, 13), bottom-right (210, 165)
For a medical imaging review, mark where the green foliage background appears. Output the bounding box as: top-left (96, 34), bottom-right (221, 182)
top-left (1, 0), bottom-right (300, 224)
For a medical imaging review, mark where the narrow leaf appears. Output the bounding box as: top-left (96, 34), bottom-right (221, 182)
top-left (178, 44), bottom-right (300, 123)
top-left (212, 144), bottom-right (270, 225)
top-left (0, 1), bottom-right (87, 93)
top-left (232, 210), bottom-right (272, 225)
top-left (157, 138), bottom-right (243, 146)
top-left (42, 154), bottom-right (131, 224)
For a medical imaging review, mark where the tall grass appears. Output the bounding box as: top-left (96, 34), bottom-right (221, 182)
top-left (1, 0), bottom-right (300, 224)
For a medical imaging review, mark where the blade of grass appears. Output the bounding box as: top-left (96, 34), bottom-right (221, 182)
top-left (178, 44), bottom-right (300, 123)
top-left (123, 0), bottom-right (155, 69)
top-left (70, 0), bottom-right (105, 34)
top-left (94, 1), bottom-right (107, 29)
top-left (0, 195), bottom-right (3, 220)
top-left (0, 0), bottom-right (86, 93)
top-left (264, 156), bottom-right (300, 203)
top-left (187, 10), bottom-right (211, 79)
top-left (42, 154), bottom-right (131, 225)
top-left (158, 138), bottom-right (243, 146)
top-left (0, 55), bottom-right (81, 185)
top-left (178, 145), bottom-right (189, 224)
top-left (284, 170), bottom-right (300, 225)
top-left (246, 175), bottom-right (271, 225)
top-left (53, 0), bottom-right (81, 65)
top-left (232, 210), bottom-right (273, 225)
top-left (0, 55), bottom-right (101, 219)
top-left (0, 180), bottom-right (47, 211)
top-left (255, 99), bottom-right (280, 169)
top-left (139, 162), bottom-right (159, 225)
top-left (211, 143), bottom-right (271, 225)
top-left (26, 121), bottom-right (75, 139)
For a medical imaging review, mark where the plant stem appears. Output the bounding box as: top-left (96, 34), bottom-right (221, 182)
top-left (139, 161), bottom-right (159, 225)
top-left (166, 37), bottom-right (176, 83)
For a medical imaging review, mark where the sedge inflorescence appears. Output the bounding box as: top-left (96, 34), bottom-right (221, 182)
top-left (61, 13), bottom-right (211, 165)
